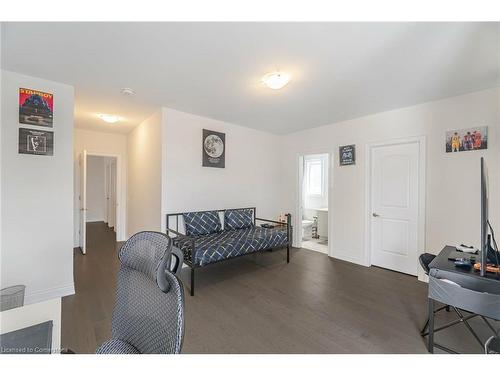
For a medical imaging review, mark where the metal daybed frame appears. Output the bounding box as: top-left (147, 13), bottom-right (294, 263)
top-left (165, 207), bottom-right (291, 296)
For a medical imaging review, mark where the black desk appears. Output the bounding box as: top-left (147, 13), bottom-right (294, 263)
top-left (429, 246), bottom-right (500, 287)
top-left (426, 246), bottom-right (500, 353)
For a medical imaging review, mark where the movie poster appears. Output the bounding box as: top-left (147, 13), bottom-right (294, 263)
top-left (445, 126), bottom-right (488, 153)
top-left (18, 128), bottom-right (54, 156)
top-left (19, 88), bottom-right (54, 127)
top-left (202, 129), bottom-right (225, 168)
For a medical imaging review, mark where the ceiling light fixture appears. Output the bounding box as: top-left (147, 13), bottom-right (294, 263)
top-left (97, 114), bottom-right (121, 124)
top-left (262, 71), bottom-right (291, 90)
top-left (120, 87), bottom-right (135, 96)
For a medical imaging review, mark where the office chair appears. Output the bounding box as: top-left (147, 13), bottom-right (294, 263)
top-left (96, 231), bottom-right (185, 354)
top-left (419, 253), bottom-right (436, 275)
top-left (485, 332), bottom-right (500, 354)
top-left (419, 253), bottom-right (450, 334)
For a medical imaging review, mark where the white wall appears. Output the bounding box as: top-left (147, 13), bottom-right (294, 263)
top-left (127, 110), bottom-right (163, 236)
top-left (74, 128), bottom-right (127, 243)
top-left (85, 155), bottom-right (106, 222)
top-left (282, 87), bottom-right (500, 271)
top-left (162, 108), bottom-right (284, 231)
top-left (1, 70), bottom-right (75, 304)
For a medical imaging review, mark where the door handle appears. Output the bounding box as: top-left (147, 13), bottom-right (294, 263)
top-left (372, 213), bottom-right (380, 217)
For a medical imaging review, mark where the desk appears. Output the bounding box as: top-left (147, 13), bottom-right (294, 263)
top-left (426, 246), bottom-right (500, 353)
top-left (429, 246), bottom-right (500, 287)
top-left (0, 321), bottom-right (53, 354)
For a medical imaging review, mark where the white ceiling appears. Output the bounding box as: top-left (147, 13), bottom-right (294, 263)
top-left (2, 22), bottom-right (499, 134)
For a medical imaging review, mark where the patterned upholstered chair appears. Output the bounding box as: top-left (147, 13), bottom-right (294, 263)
top-left (96, 231), bottom-right (184, 354)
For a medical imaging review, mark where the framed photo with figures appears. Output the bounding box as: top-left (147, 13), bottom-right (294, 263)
top-left (18, 128), bottom-right (54, 156)
top-left (445, 126), bottom-right (487, 153)
top-left (202, 129), bottom-right (225, 168)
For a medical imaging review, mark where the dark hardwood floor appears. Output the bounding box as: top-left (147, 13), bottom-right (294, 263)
top-left (62, 221), bottom-right (498, 354)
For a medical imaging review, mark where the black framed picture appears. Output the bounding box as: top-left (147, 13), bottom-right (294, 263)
top-left (202, 129), bottom-right (225, 168)
top-left (19, 88), bottom-right (54, 128)
top-left (339, 144), bottom-right (355, 166)
top-left (18, 128), bottom-right (54, 156)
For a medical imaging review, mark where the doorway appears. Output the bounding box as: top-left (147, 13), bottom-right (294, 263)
top-left (78, 151), bottom-right (120, 254)
top-left (366, 137), bottom-right (426, 277)
top-left (298, 153), bottom-right (330, 254)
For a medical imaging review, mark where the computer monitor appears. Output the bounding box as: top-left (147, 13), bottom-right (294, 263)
top-left (480, 157), bottom-right (488, 276)
top-left (480, 157), bottom-right (500, 275)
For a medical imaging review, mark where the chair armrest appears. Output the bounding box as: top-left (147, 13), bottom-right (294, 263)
top-left (170, 246), bottom-right (184, 275)
top-left (166, 229), bottom-right (196, 266)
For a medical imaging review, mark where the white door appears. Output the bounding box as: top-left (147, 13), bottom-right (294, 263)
top-left (79, 150), bottom-right (88, 254)
top-left (105, 160), bottom-right (111, 226)
top-left (370, 142), bottom-right (419, 275)
top-left (110, 160), bottom-right (116, 229)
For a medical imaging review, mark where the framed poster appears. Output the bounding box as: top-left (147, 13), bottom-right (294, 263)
top-left (18, 128), bottom-right (54, 156)
top-left (202, 129), bottom-right (225, 168)
top-left (339, 144), bottom-right (355, 166)
top-left (445, 126), bottom-right (487, 153)
top-left (19, 88), bottom-right (54, 127)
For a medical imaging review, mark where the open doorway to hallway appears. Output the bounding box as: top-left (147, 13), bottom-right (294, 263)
top-left (78, 152), bottom-right (119, 254)
top-left (298, 153), bottom-right (330, 254)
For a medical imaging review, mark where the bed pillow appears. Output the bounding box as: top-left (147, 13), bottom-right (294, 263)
top-left (183, 211), bottom-right (222, 236)
top-left (224, 209), bottom-right (254, 231)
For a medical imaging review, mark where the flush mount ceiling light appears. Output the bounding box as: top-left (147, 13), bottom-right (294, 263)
top-left (97, 114), bottom-right (121, 124)
top-left (120, 87), bottom-right (135, 96)
top-left (261, 71), bottom-right (291, 90)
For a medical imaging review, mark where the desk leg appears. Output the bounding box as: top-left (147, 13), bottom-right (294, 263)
top-left (427, 298), bottom-right (434, 353)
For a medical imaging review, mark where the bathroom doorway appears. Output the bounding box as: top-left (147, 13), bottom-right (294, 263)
top-left (298, 153), bottom-right (330, 254)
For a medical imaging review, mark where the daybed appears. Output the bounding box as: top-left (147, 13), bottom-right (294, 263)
top-left (166, 207), bottom-right (291, 295)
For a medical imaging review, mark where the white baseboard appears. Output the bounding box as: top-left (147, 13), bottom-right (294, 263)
top-left (24, 283), bottom-right (75, 305)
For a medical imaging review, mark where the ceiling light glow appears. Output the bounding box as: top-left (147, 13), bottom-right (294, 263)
top-left (98, 114), bottom-right (121, 123)
top-left (121, 88), bottom-right (135, 96)
top-left (262, 71), bottom-right (291, 90)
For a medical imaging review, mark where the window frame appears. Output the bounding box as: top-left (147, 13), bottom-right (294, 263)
top-left (305, 157), bottom-right (325, 197)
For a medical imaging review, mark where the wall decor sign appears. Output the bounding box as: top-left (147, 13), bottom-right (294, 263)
top-left (202, 129), bottom-right (225, 168)
top-left (445, 126), bottom-right (487, 153)
top-left (19, 88), bottom-right (54, 128)
top-left (18, 128), bottom-right (54, 156)
top-left (339, 144), bottom-right (355, 166)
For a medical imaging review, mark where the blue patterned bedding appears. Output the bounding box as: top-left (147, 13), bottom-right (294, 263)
top-left (174, 226), bottom-right (288, 266)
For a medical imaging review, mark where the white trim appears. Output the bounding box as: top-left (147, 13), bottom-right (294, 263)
top-left (295, 150), bottom-right (334, 258)
top-left (85, 151), bottom-right (126, 241)
top-left (294, 155), bottom-right (304, 248)
top-left (24, 283), bottom-right (75, 305)
top-left (364, 135), bottom-right (427, 280)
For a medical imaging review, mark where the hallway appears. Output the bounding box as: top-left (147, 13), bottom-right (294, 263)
top-left (62, 222), bottom-right (121, 353)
